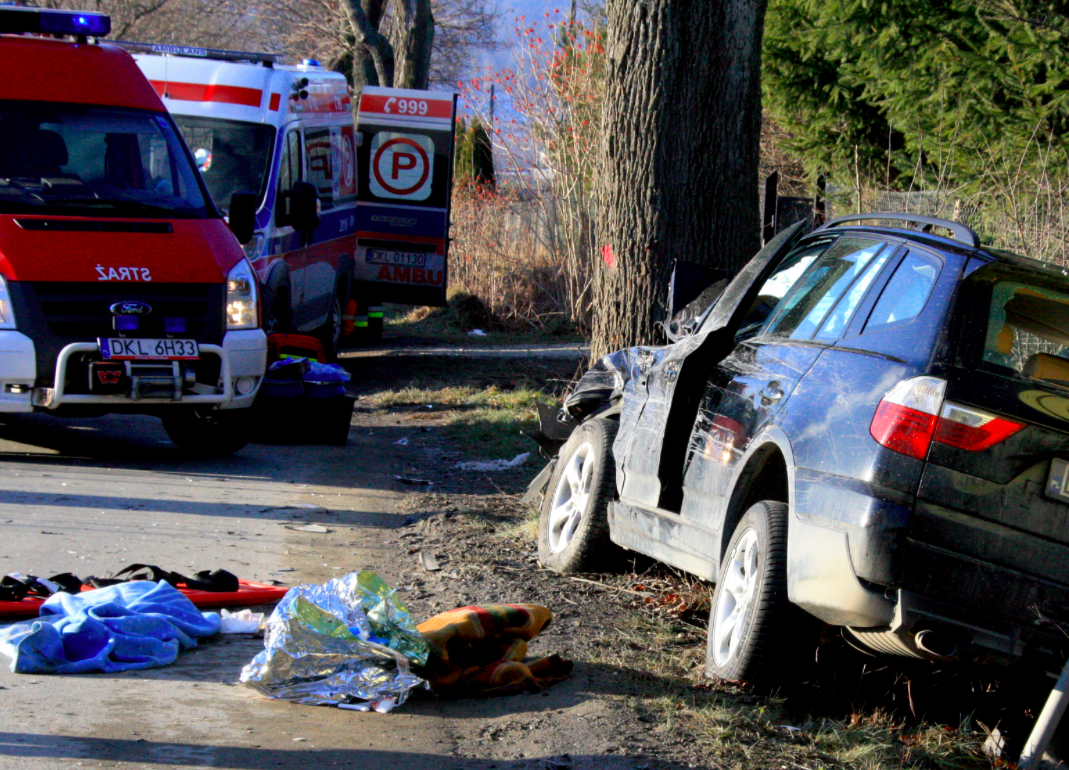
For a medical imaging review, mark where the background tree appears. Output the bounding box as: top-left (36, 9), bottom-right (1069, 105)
top-left (41, 0), bottom-right (267, 48)
top-left (259, 0), bottom-right (498, 89)
top-left (763, 0), bottom-right (1069, 188)
top-left (592, 0), bottom-right (769, 355)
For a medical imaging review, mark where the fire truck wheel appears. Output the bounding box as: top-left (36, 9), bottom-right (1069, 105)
top-left (161, 407), bottom-right (253, 456)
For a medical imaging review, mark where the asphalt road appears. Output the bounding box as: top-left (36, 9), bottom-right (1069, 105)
top-left (0, 410), bottom-right (455, 770)
top-left (0, 408), bottom-right (655, 770)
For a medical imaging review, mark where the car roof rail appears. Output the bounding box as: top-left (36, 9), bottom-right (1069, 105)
top-left (111, 40), bottom-right (280, 66)
top-left (815, 212), bottom-right (980, 248)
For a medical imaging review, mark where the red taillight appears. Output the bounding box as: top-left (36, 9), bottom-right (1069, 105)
top-left (871, 402), bottom-right (939, 459)
top-left (871, 377), bottom-right (1025, 458)
top-left (870, 377), bottom-right (947, 460)
top-left (933, 402), bottom-right (1024, 451)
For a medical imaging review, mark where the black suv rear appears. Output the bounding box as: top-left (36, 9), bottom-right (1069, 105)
top-left (529, 213), bottom-right (1069, 682)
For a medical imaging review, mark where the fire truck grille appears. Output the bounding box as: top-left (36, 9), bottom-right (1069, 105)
top-left (27, 282), bottom-right (223, 341)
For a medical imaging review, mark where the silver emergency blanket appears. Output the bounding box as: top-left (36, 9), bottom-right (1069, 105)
top-left (239, 571), bottom-right (429, 707)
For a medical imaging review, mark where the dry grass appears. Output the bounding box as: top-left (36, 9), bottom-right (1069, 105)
top-left (368, 384), bottom-right (557, 461)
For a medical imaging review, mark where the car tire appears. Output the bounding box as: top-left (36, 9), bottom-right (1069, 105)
top-left (161, 408), bottom-right (253, 457)
top-left (537, 417), bottom-right (623, 573)
top-left (317, 280), bottom-right (345, 361)
top-left (706, 500), bottom-right (798, 685)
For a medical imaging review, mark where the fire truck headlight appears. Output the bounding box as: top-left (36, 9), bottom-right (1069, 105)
top-left (0, 274), bottom-right (17, 330)
top-left (225, 259), bottom-right (259, 330)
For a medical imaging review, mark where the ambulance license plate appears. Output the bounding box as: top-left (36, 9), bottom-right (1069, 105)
top-left (99, 338), bottom-right (199, 361)
top-left (366, 248), bottom-right (427, 268)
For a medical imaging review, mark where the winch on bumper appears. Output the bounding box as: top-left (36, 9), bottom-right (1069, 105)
top-left (0, 329), bottom-right (266, 413)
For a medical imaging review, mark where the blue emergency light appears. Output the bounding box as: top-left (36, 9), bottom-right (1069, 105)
top-left (0, 6), bottom-right (111, 37)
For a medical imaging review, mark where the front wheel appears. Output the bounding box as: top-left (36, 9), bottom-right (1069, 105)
top-left (161, 408), bottom-right (253, 457)
top-left (706, 500), bottom-right (797, 685)
top-left (537, 417), bottom-right (623, 573)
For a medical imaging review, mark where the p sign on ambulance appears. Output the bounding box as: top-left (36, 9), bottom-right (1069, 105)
top-left (370, 133), bottom-right (434, 201)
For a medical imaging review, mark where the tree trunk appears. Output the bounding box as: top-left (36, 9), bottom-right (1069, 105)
top-left (591, 0), bottom-right (768, 357)
top-left (342, 0), bottom-right (394, 88)
top-left (392, 0), bottom-right (434, 89)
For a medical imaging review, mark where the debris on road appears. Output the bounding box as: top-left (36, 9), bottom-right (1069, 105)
top-left (285, 524), bottom-right (331, 534)
top-left (394, 437), bottom-right (410, 446)
top-left (240, 571), bottom-right (430, 708)
top-left (419, 552), bottom-right (441, 572)
top-left (220, 609), bottom-right (265, 634)
top-left (395, 475), bottom-right (434, 486)
top-left (454, 452), bottom-right (531, 472)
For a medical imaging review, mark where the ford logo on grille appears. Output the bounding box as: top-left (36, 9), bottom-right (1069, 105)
top-left (110, 301), bottom-right (152, 316)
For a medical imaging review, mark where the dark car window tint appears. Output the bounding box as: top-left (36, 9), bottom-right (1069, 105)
top-left (864, 251), bottom-right (941, 333)
top-left (764, 238), bottom-right (885, 340)
top-left (733, 244), bottom-right (826, 339)
top-left (979, 280), bottom-right (1069, 379)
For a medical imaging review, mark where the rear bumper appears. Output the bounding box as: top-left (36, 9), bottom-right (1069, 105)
top-left (0, 329), bottom-right (265, 412)
top-left (787, 467), bottom-right (908, 627)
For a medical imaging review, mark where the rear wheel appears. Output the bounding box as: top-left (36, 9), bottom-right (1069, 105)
top-left (317, 280), bottom-right (345, 361)
top-left (161, 407), bottom-right (253, 457)
top-left (537, 417), bottom-right (623, 573)
top-left (706, 500), bottom-right (798, 685)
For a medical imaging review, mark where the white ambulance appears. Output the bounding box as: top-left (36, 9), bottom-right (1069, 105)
top-left (127, 43), bottom-right (457, 353)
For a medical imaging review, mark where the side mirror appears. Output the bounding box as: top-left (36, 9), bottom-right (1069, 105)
top-left (227, 191), bottom-right (258, 245)
top-left (664, 261), bottom-right (732, 342)
top-left (287, 181), bottom-right (321, 234)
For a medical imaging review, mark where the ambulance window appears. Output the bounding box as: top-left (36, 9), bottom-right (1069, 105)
top-left (304, 128), bottom-right (334, 210)
top-left (278, 130), bottom-right (301, 192)
top-left (276, 130), bottom-right (301, 226)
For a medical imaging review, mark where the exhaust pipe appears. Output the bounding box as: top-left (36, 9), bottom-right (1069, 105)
top-left (914, 629), bottom-right (957, 658)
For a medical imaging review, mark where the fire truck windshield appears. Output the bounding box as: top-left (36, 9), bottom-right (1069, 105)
top-left (0, 100), bottom-right (212, 218)
top-left (172, 116), bottom-right (275, 214)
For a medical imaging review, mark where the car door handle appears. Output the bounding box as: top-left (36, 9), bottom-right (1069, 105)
top-left (758, 382), bottom-right (784, 406)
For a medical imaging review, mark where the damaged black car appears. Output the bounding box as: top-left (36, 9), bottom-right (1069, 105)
top-left (528, 213), bottom-right (1069, 684)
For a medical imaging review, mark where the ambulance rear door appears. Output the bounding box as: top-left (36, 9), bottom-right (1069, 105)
top-left (353, 87), bottom-right (457, 307)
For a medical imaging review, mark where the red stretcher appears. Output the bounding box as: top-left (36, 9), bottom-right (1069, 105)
top-left (0, 580), bottom-right (289, 620)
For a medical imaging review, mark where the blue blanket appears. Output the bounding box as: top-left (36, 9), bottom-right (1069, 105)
top-left (0, 580), bottom-right (220, 674)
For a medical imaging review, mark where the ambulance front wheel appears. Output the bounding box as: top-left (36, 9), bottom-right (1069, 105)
top-left (162, 407), bottom-right (253, 457)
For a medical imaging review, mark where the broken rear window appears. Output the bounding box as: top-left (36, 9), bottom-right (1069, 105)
top-left (971, 273), bottom-right (1069, 386)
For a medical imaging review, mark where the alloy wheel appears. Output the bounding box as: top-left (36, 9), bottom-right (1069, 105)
top-left (547, 441), bottom-right (595, 553)
top-left (711, 528), bottom-right (760, 666)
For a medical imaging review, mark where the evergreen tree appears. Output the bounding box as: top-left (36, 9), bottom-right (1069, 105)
top-left (470, 117), bottom-right (495, 190)
top-left (763, 0), bottom-right (1069, 189)
top-left (453, 116), bottom-right (474, 186)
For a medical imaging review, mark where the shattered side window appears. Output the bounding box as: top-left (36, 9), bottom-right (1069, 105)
top-left (763, 238), bottom-right (886, 340)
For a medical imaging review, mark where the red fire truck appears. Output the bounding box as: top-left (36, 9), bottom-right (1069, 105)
top-left (0, 7), bottom-right (267, 455)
